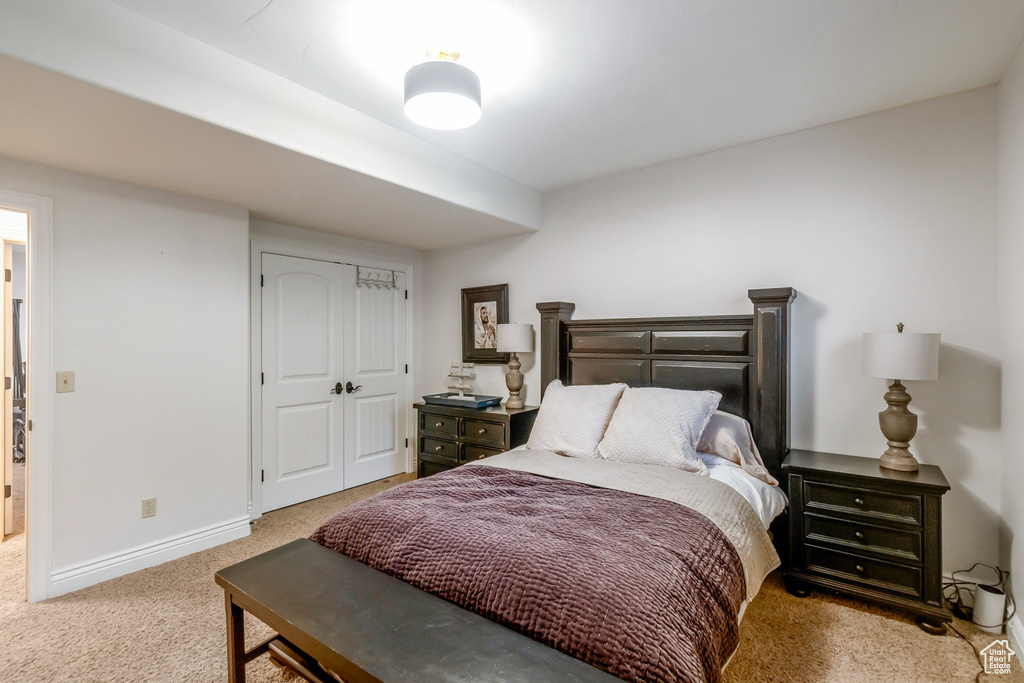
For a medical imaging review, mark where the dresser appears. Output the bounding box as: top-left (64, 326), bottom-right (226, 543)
top-left (414, 403), bottom-right (539, 478)
top-left (782, 449), bottom-right (951, 633)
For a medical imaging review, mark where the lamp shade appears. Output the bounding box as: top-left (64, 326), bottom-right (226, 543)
top-left (862, 331), bottom-right (940, 381)
top-left (404, 61), bottom-right (481, 130)
top-left (497, 323), bottom-right (534, 353)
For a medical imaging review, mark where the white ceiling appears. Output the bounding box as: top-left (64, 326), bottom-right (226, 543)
top-left (112, 0), bottom-right (1024, 191)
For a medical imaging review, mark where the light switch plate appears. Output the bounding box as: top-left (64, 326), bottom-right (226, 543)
top-left (56, 371), bottom-right (74, 393)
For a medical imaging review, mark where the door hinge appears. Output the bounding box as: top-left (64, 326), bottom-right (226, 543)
top-left (405, 364), bottom-right (408, 374)
top-left (27, 419), bottom-right (32, 431)
top-left (4, 484), bottom-right (10, 499)
top-left (3, 269), bottom-right (10, 283)
top-left (261, 372), bottom-right (264, 385)
top-left (405, 290), bottom-right (408, 300)
top-left (261, 469), bottom-right (265, 483)
top-left (405, 438), bottom-right (409, 448)
top-left (261, 274), bottom-right (264, 287)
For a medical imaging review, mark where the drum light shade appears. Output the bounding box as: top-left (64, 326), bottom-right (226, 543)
top-left (404, 61), bottom-right (481, 130)
top-left (862, 331), bottom-right (940, 381)
top-left (497, 323), bottom-right (534, 353)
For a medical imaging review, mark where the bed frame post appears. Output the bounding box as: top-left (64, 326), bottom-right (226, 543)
top-left (536, 302), bottom-right (575, 399)
top-left (748, 287), bottom-right (797, 480)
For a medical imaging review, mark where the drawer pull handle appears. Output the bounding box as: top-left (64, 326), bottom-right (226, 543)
top-left (855, 564), bottom-right (866, 574)
top-left (854, 531), bottom-right (865, 541)
top-left (435, 422), bottom-right (444, 428)
top-left (477, 454), bottom-right (486, 460)
top-left (853, 497), bottom-right (865, 506)
top-left (434, 445), bottom-right (443, 452)
top-left (477, 428), bottom-right (487, 435)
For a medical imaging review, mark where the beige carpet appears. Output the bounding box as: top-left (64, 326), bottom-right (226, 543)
top-left (0, 474), bottom-right (1018, 682)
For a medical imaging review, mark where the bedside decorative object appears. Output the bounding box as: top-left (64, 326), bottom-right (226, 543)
top-left (461, 284), bottom-right (509, 364)
top-left (447, 362), bottom-right (475, 398)
top-left (422, 362), bottom-right (501, 408)
top-left (497, 323), bottom-right (534, 409)
top-left (783, 450), bottom-right (951, 634)
top-left (414, 402), bottom-right (539, 477)
top-left (422, 393), bottom-right (502, 409)
top-left (862, 323), bottom-right (940, 472)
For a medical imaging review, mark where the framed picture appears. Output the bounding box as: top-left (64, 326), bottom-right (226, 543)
top-left (462, 284), bottom-right (509, 364)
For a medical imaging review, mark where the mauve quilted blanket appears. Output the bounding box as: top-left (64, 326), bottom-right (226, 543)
top-left (310, 465), bottom-right (745, 682)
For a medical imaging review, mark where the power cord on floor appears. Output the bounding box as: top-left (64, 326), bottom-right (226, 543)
top-left (948, 621), bottom-right (984, 683)
top-left (943, 562), bottom-right (1016, 628)
top-left (942, 562), bottom-right (1017, 682)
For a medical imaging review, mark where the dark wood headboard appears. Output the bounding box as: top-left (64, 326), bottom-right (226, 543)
top-left (536, 288), bottom-right (796, 482)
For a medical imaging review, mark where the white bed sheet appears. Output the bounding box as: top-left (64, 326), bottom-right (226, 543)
top-left (697, 451), bottom-right (788, 530)
top-left (509, 445), bottom-right (787, 530)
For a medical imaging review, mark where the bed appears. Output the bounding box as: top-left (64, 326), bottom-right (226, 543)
top-left (216, 287), bottom-right (796, 683)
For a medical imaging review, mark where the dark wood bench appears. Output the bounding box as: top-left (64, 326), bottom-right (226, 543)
top-left (215, 539), bottom-right (618, 682)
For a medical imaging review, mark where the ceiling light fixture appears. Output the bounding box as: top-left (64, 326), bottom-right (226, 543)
top-left (404, 46), bottom-right (481, 130)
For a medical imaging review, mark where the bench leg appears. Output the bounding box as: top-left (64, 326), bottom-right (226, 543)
top-left (226, 592), bottom-right (246, 683)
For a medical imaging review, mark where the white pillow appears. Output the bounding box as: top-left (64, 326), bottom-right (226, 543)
top-left (526, 380), bottom-right (627, 458)
top-left (596, 387), bottom-right (721, 473)
top-left (697, 411), bottom-right (778, 486)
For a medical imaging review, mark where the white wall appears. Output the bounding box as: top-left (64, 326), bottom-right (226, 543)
top-left (422, 88), bottom-right (1001, 572)
top-left (0, 155), bottom-right (250, 592)
top-left (997, 38), bottom-right (1024, 644)
top-left (251, 219), bottom-right (424, 270)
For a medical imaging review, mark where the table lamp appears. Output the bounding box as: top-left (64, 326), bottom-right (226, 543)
top-left (862, 323), bottom-right (940, 472)
top-left (497, 323), bottom-right (534, 409)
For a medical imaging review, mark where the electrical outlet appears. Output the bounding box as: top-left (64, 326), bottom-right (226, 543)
top-left (141, 497), bottom-right (156, 519)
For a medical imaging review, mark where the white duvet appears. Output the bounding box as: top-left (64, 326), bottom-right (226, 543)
top-left (508, 445), bottom-right (788, 530)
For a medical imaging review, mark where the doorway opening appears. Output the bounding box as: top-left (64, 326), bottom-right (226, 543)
top-left (0, 208), bottom-right (28, 555)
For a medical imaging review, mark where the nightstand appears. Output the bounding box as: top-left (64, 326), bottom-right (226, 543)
top-left (782, 449), bottom-right (951, 633)
top-left (414, 403), bottom-right (539, 478)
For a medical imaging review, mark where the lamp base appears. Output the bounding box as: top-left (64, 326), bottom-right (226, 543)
top-left (878, 380), bottom-right (920, 472)
top-left (505, 352), bottom-right (525, 410)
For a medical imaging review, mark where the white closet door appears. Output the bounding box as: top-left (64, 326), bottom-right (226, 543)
top-left (343, 269), bottom-right (408, 488)
top-left (261, 254), bottom-right (355, 512)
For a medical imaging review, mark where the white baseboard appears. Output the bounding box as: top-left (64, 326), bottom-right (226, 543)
top-left (49, 515), bottom-right (251, 597)
top-left (1008, 613), bottom-right (1024, 655)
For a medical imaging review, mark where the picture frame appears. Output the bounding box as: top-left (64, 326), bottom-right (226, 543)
top-left (461, 283), bottom-right (509, 364)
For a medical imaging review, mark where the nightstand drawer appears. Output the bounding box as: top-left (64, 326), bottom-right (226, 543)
top-left (805, 513), bottom-right (922, 564)
top-left (805, 481), bottom-right (922, 526)
top-left (805, 545), bottom-right (922, 599)
top-left (461, 443), bottom-right (504, 463)
top-left (419, 437), bottom-right (458, 466)
top-left (460, 418), bottom-right (506, 447)
top-left (420, 412), bottom-right (458, 439)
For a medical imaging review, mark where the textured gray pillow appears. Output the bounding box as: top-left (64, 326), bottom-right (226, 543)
top-left (526, 380), bottom-right (627, 458)
top-left (597, 387), bottom-right (722, 473)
